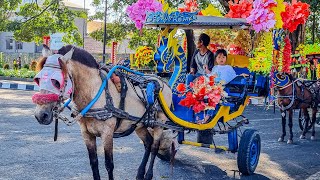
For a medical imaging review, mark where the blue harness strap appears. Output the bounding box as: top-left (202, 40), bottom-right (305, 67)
top-left (146, 82), bottom-right (156, 105)
top-left (80, 65), bottom-right (144, 116)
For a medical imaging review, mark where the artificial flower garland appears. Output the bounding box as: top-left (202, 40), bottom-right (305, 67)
top-left (176, 76), bottom-right (226, 113)
top-left (317, 64), bottom-right (320, 79)
top-left (201, 4), bottom-right (222, 17)
top-left (226, 0), bottom-right (253, 18)
top-left (134, 46), bottom-right (154, 67)
top-left (271, 0), bottom-right (285, 29)
top-left (246, 0), bottom-right (276, 32)
top-left (281, 1), bottom-right (310, 32)
top-left (178, 0), bottom-right (200, 14)
top-left (248, 32), bottom-right (273, 75)
top-left (282, 36), bottom-right (292, 74)
top-left (126, 0), bottom-right (163, 30)
top-left (304, 44), bottom-right (320, 55)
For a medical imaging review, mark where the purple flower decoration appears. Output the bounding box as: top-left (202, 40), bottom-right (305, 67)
top-left (126, 0), bottom-right (163, 30)
top-left (246, 0), bottom-right (276, 32)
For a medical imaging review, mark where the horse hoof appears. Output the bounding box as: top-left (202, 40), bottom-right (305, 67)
top-left (287, 139), bottom-right (293, 144)
top-left (278, 137), bottom-right (284, 142)
top-left (300, 135), bottom-right (306, 139)
top-left (311, 136), bottom-right (316, 141)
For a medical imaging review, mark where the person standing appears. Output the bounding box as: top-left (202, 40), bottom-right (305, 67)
top-left (17, 56), bottom-right (21, 69)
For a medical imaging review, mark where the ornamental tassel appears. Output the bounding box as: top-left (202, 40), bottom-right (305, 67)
top-left (282, 36), bottom-right (292, 73)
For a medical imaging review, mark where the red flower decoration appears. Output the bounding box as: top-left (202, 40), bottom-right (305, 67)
top-left (281, 1), bottom-right (310, 32)
top-left (226, 0), bottom-right (253, 18)
top-left (176, 83), bottom-right (186, 93)
top-left (193, 101), bottom-right (206, 113)
top-left (177, 75), bottom-right (226, 115)
top-left (282, 36), bottom-right (292, 73)
top-left (178, 0), bottom-right (202, 15)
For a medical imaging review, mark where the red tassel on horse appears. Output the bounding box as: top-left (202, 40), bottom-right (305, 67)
top-left (282, 36), bottom-right (292, 74)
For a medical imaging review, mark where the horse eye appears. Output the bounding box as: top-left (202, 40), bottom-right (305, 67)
top-left (51, 79), bottom-right (61, 89)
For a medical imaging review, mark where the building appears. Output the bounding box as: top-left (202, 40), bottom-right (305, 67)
top-left (0, 0), bottom-right (135, 64)
top-left (0, 0), bottom-right (87, 54)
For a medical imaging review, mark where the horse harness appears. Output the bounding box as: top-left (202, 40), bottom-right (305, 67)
top-left (68, 65), bottom-right (172, 138)
top-left (275, 79), bottom-right (320, 111)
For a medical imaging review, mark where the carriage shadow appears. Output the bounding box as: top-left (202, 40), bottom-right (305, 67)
top-left (157, 158), bottom-right (270, 180)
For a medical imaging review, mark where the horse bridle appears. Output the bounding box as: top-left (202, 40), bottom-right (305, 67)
top-left (275, 80), bottom-right (297, 111)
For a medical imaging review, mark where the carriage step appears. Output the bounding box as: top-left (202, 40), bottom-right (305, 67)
top-left (181, 141), bottom-right (228, 151)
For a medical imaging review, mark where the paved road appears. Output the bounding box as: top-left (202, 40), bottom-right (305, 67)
top-left (0, 89), bottom-right (319, 180)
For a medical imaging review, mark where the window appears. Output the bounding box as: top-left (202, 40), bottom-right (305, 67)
top-left (5, 37), bottom-right (13, 50)
top-left (16, 42), bottom-right (23, 50)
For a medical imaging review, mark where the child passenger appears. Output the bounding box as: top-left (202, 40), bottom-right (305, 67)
top-left (204, 49), bottom-right (237, 84)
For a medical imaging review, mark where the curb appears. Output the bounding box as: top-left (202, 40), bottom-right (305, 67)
top-left (0, 81), bottom-right (39, 91)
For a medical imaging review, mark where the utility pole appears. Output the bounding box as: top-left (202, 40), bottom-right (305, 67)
top-left (102, 0), bottom-right (107, 63)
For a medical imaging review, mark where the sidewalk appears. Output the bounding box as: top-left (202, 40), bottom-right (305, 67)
top-left (0, 79), bottom-right (39, 91)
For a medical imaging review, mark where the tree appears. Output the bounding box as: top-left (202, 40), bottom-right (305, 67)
top-left (89, 0), bottom-right (219, 51)
top-left (1, 0), bottom-right (86, 45)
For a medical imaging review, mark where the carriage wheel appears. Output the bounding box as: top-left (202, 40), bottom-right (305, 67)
top-left (298, 109), bottom-right (313, 131)
top-left (237, 129), bottom-right (261, 175)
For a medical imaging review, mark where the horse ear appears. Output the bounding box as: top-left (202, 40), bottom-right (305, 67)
top-left (60, 47), bottom-right (75, 62)
top-left (42, 44), bottom-right (52, 57)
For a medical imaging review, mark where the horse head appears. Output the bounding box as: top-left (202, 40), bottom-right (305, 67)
top-left (32, 45), bottom-right (74, 125)
top-left (273, 71), bottom-right (294, 90)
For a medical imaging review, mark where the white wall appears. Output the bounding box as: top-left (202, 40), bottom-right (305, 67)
top-left (0, 32), bottom-right (36, 53)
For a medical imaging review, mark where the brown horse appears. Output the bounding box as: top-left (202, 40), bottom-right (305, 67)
top-left (274, 72), bottom-right (318, 144)
top-left (33, 45), bottom-right (176, 180)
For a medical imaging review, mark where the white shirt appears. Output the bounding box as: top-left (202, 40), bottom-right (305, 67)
top-left (209, 65), bottom-right (237, 84)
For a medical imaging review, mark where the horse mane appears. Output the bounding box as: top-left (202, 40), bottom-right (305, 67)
top-left (36, 57), bottom-right (47, 72)
top-left (58, 45), bottom-right (99, 69)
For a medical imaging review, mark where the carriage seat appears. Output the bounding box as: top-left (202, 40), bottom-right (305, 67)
top-left (233, 67), bottom-right (268, 97)
top-left (223, 76), bottom-right (248, 109)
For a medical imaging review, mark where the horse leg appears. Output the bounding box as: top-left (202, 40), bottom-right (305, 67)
top-left (135, 127), bottom-right (153, 180)
top-left (82, 130), bottom-right (100, 180)
top-left (300, 108), bottom-right (309, 139)
top-left (102, 132), bottom-right (114, 180)
top-left (144, 126), bottom-right (163, 180)
top-left (278, 110), bottom-right (286, 142)
top-left (287, 109), bottom-right (294, 144)
top-left (311, 108), bottom-right (317, 140)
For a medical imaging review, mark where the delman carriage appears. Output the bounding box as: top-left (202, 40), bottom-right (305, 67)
top-left (32, 11), bottom-right (269, 180)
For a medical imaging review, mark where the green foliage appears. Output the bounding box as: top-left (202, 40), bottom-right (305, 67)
top-left (0, 68), bottom-right (36, 78)
top-left (89, 22), bottom-right (135, 45)
top-left (0, 0), bottom-right (21, 31)
top-left (129, 28), bottom-right (160, 50)
top-left (1, 0), bottom-right (86, 45)
top-left (23, 64), bottom-right (30, 69)
top-left (303, 0), bottom-right (320, 44)
top-left (3, 63), bottom-right (10, 69)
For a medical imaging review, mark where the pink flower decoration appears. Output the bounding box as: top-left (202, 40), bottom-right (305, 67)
top-left (246, 0), bottom-right (276, 32)
top-left (126, 0), bottom-right (163, 30)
